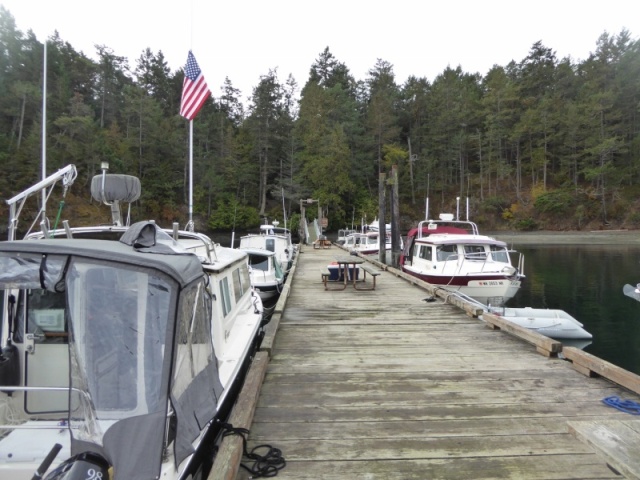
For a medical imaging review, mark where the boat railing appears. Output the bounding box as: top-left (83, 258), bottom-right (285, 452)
top-left (167, 225), bottom-right (218, 263)
top-left (416, 218), bottom-right (480, 239)
top-left (6, 164), bottom-right (78, 241)
top-left (0, 386), bottom-right (92, 429)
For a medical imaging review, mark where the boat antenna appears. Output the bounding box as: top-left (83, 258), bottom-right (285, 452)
top-left (456, 197), bottom-right (460, 221)
top-left (281, 188), bottom-right (287, 231)
top-left (230, 200), bottom-right (238, 248)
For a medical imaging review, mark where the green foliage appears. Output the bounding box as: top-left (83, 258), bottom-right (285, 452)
top-left (1, 8), bottom-right (640, 232)
top-left (534, 190), bottom-right (575, 215)
top-left (514, 218), bottom-right (538, 231)
top-left (208, 197), bottom-right (260, 231)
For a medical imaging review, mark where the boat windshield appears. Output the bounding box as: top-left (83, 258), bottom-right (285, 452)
top-left (65, 259), bottom-right (173, 442)
top-left (489, 245), bottom-right (509, 263)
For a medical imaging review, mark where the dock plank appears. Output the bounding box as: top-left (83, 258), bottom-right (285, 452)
top-left (231, 246), bottom-right (638, 479)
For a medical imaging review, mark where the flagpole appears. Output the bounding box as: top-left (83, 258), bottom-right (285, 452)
top-left (188, 120), bottom-right (194, 231)
top-left (179, 50), bottom-right (210, 233)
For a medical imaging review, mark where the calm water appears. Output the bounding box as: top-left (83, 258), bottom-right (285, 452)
top-left (510, 244), bottom-right (640, 376)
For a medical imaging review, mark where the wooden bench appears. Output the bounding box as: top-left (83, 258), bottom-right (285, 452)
top-left (321, 269), bottom-right (331, 289)
top-left (356, 263), bottom-right (381, 291)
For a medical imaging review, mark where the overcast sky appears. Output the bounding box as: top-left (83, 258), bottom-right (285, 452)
top-left (2, 1), bottom-right (639, 103)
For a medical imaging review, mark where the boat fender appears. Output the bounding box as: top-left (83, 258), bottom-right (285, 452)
top-left (43, 451), bottom-right (110, 480)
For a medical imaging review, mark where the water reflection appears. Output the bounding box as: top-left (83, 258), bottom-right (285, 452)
top-left (511, 245), bottom-right (640, 376)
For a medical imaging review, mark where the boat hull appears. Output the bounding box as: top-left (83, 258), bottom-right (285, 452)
top-left (484, 307), bottom-right (592, 340)
top-left (402, 268), bottom-right (521, 304)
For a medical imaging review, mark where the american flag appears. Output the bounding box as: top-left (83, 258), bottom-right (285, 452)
top-left (180, 51), bottom-right (210, 120)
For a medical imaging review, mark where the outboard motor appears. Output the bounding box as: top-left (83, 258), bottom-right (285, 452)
top-left (43, 451), bottom-right (110, 480)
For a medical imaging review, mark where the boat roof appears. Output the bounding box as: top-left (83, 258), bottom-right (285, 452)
top-left (415, 233), bottom-right (507, 247)
top-left (239, 247), bottom-right (277, 257)
top-left (0, 237), bottom-right (204, 287)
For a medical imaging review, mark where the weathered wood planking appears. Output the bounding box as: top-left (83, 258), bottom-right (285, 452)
top-left (568, 420), bottom-right (640, 479)
top-left (232, 245), bottom-right (639, 479)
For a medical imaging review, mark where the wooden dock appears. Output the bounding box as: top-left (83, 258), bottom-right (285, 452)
top-left (211, 244), bottom-right (640, 479)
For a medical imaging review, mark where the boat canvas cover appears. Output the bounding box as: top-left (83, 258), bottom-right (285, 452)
top-left (0, 226), bottom-right (218, 479)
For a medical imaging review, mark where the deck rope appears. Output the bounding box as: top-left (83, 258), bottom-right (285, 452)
top-left (602, 396), bottom-right (640, 415)
top-left (219, 421), bottom-right (286, 477)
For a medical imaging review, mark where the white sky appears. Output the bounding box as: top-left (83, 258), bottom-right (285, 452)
top-left (2, 0), bottom-right (639, 104)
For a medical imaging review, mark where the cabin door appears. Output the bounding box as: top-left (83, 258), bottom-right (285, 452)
top-left (19, 289), bottom-right (69, 413)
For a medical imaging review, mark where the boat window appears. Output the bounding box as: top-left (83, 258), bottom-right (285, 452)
top-left (219, 277), bottom-right (232, 317)
top-left (490, 245), bottom-right (509, 263)
top-left (14, 289), bottom-right (68, 344)
top-left (436, 245), bottom-right (458, 261)
top-left (419, 246), bottom-right (432, 260)
top-left (249, 254), bottom-right (269, 271)
top-left (67, 261), bottom-right (173, 422)
top-left (464, 245), bottom-right (487, 260)
top-left (266, 239), bottom-right (275, 253)
top-left (239, 263), bottom-right (251, 294)
top-left (173, 281), bottom-right (213, 400)
top-left (273, 256), bottom-right (284, 280)
top-left (232, 267), bottom-right (244, 299)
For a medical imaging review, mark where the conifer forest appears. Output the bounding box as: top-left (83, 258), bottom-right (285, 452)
top-left (1, 6), bottom-right (640, 235)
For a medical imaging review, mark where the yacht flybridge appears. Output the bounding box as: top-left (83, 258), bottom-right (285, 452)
top-left (0, 165), bottom-right (264, 480)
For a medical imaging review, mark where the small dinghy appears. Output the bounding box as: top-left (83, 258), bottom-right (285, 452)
top-left (485, 306), bottom-right (593, 340)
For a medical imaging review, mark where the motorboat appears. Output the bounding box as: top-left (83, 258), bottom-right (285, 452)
top-left (239, 222), bottom-right (294, 277)
top-left (400, 213), bottom-right (525, 305)
top-left (241, 247), bottom-right (285, 304)
top-left (343, 230), bottom-right (402, 255)
top-left (343, 231), bottom-right (382, 255)
top-left (336, 228), bottom-right (356, 245)
top-left (0, 165), bottom-right (265, 480)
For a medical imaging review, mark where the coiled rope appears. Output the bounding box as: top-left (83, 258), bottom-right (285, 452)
top-left (602, 396), bottom-right (640, 415)
top-left (219, 421), bottom-right (286, 478)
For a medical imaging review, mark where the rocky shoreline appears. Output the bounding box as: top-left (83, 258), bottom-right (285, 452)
top-left (490, 229), bottom-right (640, 246)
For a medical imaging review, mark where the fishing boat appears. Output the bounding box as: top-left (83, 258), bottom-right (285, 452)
top-left (241, 247), bottom-right (285, 304)
top-left (239, 222), bottom-right (294, 276)
top-left (0, 164), bottom-right (265, 480)
top-left (400, 213), bottom-right (525, 305)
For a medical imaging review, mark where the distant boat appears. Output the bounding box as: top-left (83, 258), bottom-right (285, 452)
top-left (241, 247), bottom-right (285, 303)
top-left (239, 222), bottom-right (295, 277)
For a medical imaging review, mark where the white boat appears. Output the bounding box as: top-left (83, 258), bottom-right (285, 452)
top-left (623, 283), bottom-right (640, 302)
top-left (485, 306), bottom-right (593, 340)
top-left (343, 231), bottom-right (382, 255)
top-left (241, 247), bottom-right (285, 303)
top-left (336, 228), bottom-right (356, 245)
top-left (452, 291), bottom-right (592, 340)
top-left (0, 165), bottom-right (265, 480)
top-left (400, 213), bottom-right (525, 305)
top-left (239, 222), bottom-right (294, 277)
top-left (343, 230), bottom-right (402, 255)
